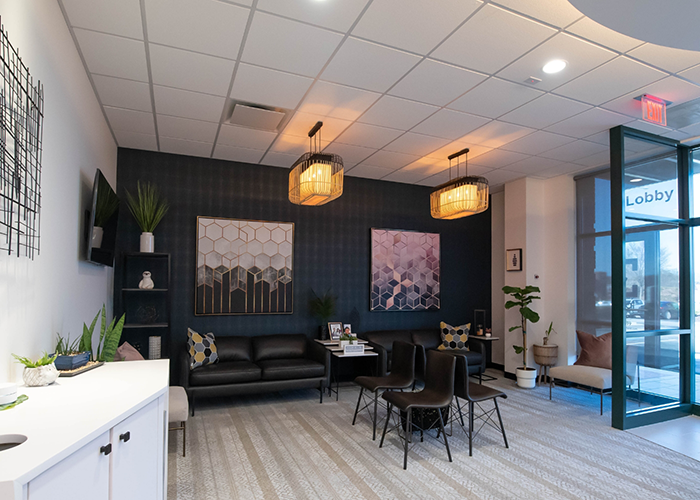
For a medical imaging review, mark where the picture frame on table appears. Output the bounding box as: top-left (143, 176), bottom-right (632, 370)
top-left (506, 248), bottom-right (522, 272)
top-left (343, 324), bottom-right (352, 334)
top-left (328, 322), bottom-right (343, 341)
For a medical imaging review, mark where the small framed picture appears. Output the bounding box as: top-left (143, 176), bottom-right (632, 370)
top-left (328, 322), bottom-right (343, 341)
top-left (343, 324), bottom-right (352, 335)
top-left (506, 248), bottom-right (522, 272)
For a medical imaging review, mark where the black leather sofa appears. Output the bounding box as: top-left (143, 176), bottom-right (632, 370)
top-left (181, 334), bottom-right (330, 413)
top-left (359, 328), bottom-right (485, 380)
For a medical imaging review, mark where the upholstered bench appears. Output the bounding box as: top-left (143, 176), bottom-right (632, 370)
top-left (548, 365), bottom-right (611, 415)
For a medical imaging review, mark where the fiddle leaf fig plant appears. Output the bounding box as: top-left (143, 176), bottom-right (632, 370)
top-left (503, 285), bottom-right (541, 368)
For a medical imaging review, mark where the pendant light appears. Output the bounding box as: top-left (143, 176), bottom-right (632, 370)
top-left (430, 148), bottom-right (488, 219)
top-left (288, 121), bottom-right (344, 206)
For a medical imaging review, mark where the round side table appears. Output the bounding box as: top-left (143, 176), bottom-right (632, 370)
top-left (533, 344), bottom-right (558, 385)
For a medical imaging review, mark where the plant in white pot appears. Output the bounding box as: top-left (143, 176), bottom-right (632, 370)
top-left (125, 181), bottom-right (169, 253)
top-left (503, 285), bottom-right (541, 389)
top-left (12, 352), bottom-right (59, 387)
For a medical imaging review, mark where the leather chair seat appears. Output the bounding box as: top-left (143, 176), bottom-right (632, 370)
top-left (355, 371), bottom-right (412, 393)
top-left (190, 361), bottom-right (261, 386)
top-left (434, 349), bottom-right (483, 372)
top-left (383, 388), bottom-right (452, 410)
top-left (258, 358), bottom-right (325, 381)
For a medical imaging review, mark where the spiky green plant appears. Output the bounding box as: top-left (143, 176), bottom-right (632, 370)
top-left (125, 181), bottom-right (169, 233)
top-left (503, 285), bottom-right (541, 368)
top-left (309, 288), bottom-right (336, 324)
top-left (55, 332), bottom-right (81, 356)
top-left (94, 174), bottom-right (120, 227)
top-left (12, 352), bottom-right (57, 368)
top-left (80, 305), bottom-right (126, 362)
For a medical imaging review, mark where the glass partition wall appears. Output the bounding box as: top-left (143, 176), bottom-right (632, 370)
top-left (610, 126), bottom-right (697, 430)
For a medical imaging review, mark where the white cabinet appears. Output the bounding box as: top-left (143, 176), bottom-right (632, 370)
top-left (26, 396), bottom-right (166, 500)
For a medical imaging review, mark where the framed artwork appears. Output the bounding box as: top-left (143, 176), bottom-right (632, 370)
top-left (343, 324), bottom-right (352, 334)
top-left (195, 217), bottom-right (294, 315)
top-left (370, 228), bottom-right (440, 311)
top-left (506, 248), bottom-right (522, 272)
top-left (328, 322), bottom-right (343, 341)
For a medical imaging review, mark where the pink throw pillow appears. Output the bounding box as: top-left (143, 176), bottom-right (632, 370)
top-left (114, 341), bottom-right (145, 361)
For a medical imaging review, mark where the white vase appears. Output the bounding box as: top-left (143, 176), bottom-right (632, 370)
top-left (23, 363), bottom-right (59, 387)
top-left (91, 226), bottom-right (103, 248)
top-left (515, 367), bottom-right (537, 389)
top-left (140, 232), bottom-right (154, 253)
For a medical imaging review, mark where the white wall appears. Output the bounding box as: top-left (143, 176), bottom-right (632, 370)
top-left (0, 1), bottom-right (117, 383)
top-left (490, 191), bottom-right (505, 365)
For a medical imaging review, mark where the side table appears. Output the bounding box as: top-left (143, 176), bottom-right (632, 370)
top-left (469, 336), bottom-right (500, 381)
top-left (533, 344), bottom-right (558, 385)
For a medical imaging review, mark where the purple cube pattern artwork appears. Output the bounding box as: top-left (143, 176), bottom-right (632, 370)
top-left (370, 229), bottom-right (440, 311)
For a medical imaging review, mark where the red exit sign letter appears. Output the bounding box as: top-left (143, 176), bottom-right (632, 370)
top-left (642, 94), bottom-right (667, 126)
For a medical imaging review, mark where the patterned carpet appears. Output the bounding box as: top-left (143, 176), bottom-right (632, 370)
top-left (167, 371), bottom-right (700, 500)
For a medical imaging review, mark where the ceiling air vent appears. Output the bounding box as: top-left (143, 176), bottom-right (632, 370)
top-left (226, 101), bottom-right (291, 131)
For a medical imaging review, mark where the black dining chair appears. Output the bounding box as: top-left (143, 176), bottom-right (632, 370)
top-left (453, 355), bottom-right (508, 456)
top-left (379, 350), bottom-right (456, 470)
top-left (352, 341), bottom-right (416, 440)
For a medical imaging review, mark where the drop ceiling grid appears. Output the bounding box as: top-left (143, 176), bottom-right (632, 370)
top-left (57, 0), bottom-right (700, 187)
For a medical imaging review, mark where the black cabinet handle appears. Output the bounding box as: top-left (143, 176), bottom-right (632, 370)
top-left (100, 443), bottom-right (112, 456)
top-left (119, 431), bottom-right (131, 443)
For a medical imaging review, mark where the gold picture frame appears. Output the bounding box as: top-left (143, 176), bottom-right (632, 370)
top-left (328, 322), bottom-right (343, 341)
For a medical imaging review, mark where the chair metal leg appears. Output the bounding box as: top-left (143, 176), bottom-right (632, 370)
top-left (182, 421), bottom-right (187, 457)
top-left (379, 403), bottom-right (392, 448)
top-left (404, 409), bottom-right (411, 470)
top-left (549, 379), bottom-right (552, 400)
top-left (469, 401), bottom-right (474, 457)
top-left (456, 397), bottom-right (465, 426)
top-left (437, 409), bottom-right (452, 463)
top-left (372, 392), bottom-right (379, 441)
top-left (494, 399), bottom-right (508, 449)
top-left (600, 389), bottom-right (603, 415)
top-left (320, 381), bottom-right (324, 404)
top-left (352, 387), bottom-right (363, 425)
top-left (191, 395), bottom-right (196, 417)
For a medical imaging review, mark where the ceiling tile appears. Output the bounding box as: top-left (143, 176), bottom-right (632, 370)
top-left (574, 149), bottom-right (609, 168)
top-left (323, 143), bottom-right (377, 167)
top-left (382, 168), bottom-right (428, 184)
top-left (298, 81), bottom-right (380, 121)
top-left (501, 130), bottom-right (575, 155)
top-left (145, 0), bottom-right (248, 59)
top-left (507, 156), bottom-right (563, 174)
top-left (602, 77), bottom-right (700, 118)
top-left (481, 168), bottom-right (524, 186)
top-left (546, 107), bottom-right (633, 138)
top-left (554, 56), bottom-right (666, 106)
top-left (383, 133), bottom-right (450, 157)
top-left (153, 85), bottom-right (226, 122)
top-left (628, 43), bottom-right (700, 74)
top-left (491, 0), bottom-right (583, 28)
top-left (269, 133), bottom-right (327, 155)
top-left (113, 130), bottom-right (158, 151)
top-left (73, 28), bottom-right (148, 81)
top-left (242, 12), bottom-right (343, 77)
top-left (679, 122), bottom-right (700, 137)
top-left (282, 111), bottom-right (351, 142)
top-left (432, 5), bottom-right (556, 74)
top-left (497, 33), bottom-right (616, 92)
top-left (539, 139), bottom-right (608, 162)
top-left (412, 109), bottom-right (490, 140)
top-left (533, 162), bottom-right (589, 179)
top-left (260, 151), bottom-right (299, 168)
top-left (389, 59), bottom-right (487, 106)
top-left (448, 78), bottom-right (542, 118)
top-left (585, 131), bottom-right (609, 146)
top-left (92, 74), bottom-right (152, 112)
top-left (346, 164), bottom-right (394, 180)
top-left (662, 129), bottom-right (692, 141)
top-left (565, 17), bottom-right (644, 53)
top-left (149, 44), bottom-right (235, 96)
top-left (461, 121), bottom-right (535, 148)
top-left (359, 96), bottom-right (439, 130)
top-left (399, 157), bottom-right (446, 178)
top-left (627, 119), bottom-right (671, 136)
top-left (231, 64), bottom-right (313, 110)
top-left (321, 37), bottom-right (421, 93)
top-left (415, 169), bottom-right (452, 187)
top-left (104, 106), bottom-right (155, 134)
top-left (62, 0), bottom-right (143, 39)
top-left (335, 123), bottom-right (404, 149)
top-left (256, 0), bottom-right (369, 32)
top-left (213, 144), bottom-right (266, 164)
top-left (501, 94), bottom-right (591, 129)
top-left (359, 150), bottom-right (420, 169)
top-left (351, 0), bottom-right (481, 55)
top-left (426, 142), bottom-right (493, 161)
top-left (217, 125), bottom-right (277, 150)
top-left (470, 148), bottom-right (529, 168)
top-left (159, 137), bottom-right (213, 157)
top-left (157, 115), bottom-right (219, 143)
top-left (679, 64), bottom-right (700, 86)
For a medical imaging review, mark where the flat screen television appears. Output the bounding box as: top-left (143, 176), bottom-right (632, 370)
top-left (85, 169), bottom-right (119, 266)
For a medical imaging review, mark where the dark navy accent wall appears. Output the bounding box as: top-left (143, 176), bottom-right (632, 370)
top-left (115, 148), bottom-right (491, 355)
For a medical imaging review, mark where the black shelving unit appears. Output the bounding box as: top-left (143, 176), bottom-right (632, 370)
top-left (116, 253), bottom-right (171, 360)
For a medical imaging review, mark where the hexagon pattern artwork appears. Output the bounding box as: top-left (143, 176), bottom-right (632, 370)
top-left (370, 229), bottom-right (440, 311)
top-left (196, 217), bottom-right (293, 314)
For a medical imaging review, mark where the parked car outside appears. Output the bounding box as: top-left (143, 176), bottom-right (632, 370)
top-left (660, 301), bottom-right (679, 320)
top-left (626, 298), bottom-right (645, 318)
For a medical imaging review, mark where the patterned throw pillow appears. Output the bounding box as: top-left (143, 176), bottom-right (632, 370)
top-left (437, 322), bottom-right (471, 351)
top-left (187, 328), bottom-right (218, 369)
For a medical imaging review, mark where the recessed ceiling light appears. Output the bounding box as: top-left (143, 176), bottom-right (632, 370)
top-left (542, 59), bottom-right (567, 74)
top-left (630, 178), bottom-right (643, 183)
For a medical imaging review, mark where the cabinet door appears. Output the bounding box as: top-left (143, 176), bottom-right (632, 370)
top-left (112, 399), bottom-right (162, 500)
top-left (28, 431), bottom-right (110, 500)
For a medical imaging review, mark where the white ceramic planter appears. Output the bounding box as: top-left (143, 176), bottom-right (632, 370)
top-left (515, 367), bottom-right (537, 389)
top-left (23, 364), bottom-right (59, 387)
top-left (91, 226), bottom-right (103, 248)
top-left (140, 232), bottom-right (154, 253)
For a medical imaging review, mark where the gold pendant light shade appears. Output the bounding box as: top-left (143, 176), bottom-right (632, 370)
top-left (430, 148), bottom-right (489, 219)
top-left (289, 121), bottom-right (344, 206)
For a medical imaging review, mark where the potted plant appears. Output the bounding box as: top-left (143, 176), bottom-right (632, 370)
top-left (52, 332), bottom-right (91, 370)
top-left (12, 352), bottom-right (59, 387)
top-left (92, 174), bottom-right (119, 248)
top-left (339, 332), bottom-right (357, 347)
top-left (80, 304), bottom-right (126, 362)
top-left (125, 181), bottom-right (169, 253)
top-left (533, 321), bottom-right (558, 368)
top-left (503, 285), bottom-right (541, 389)
top-left (309, 288), bottom-right (336, 340)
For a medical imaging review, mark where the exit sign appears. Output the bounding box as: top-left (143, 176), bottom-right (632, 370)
top-left (642, 94), bottom-right (667, 126)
